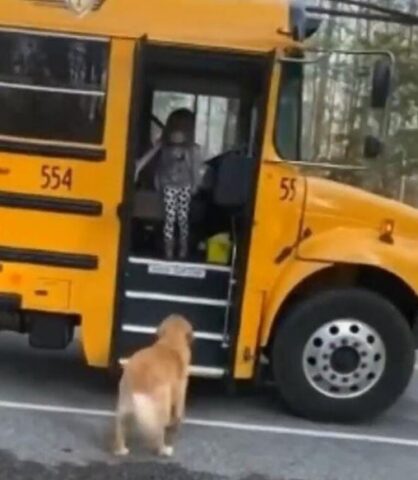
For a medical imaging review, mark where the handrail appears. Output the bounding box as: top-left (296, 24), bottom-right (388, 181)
top-left (221, 217), bottom-right (238, 348)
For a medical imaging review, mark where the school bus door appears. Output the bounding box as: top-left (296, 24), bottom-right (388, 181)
top-left (233, 58), bottom-right (307, 378)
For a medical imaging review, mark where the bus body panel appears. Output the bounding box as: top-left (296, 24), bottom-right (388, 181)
top-left (0, 38), bottom-right (135, 366)
top-left (0, 0), bottom-right (289, 53)
top-left (257, 175), bottom-right (418, 352)
top-left (259, 259), bottom-right (331, 346)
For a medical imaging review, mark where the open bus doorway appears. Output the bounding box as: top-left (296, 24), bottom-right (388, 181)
top-left (116, 44), bottom-right (271, 374)
top-left (129, 44), bottom-right (270, 267)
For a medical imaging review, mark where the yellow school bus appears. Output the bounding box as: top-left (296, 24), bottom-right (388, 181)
top-left (0, 0), bottom-right (416, 422)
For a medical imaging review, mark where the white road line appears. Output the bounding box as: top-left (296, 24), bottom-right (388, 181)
top-left (0, 399), bottom-right (418, 448)
top-left (0, 400), bottom-right (112, 418)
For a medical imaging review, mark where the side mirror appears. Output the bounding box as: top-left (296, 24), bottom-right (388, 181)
top-left (364, 135), bottom-right (384, 159)
top-left (371, 59), bottom-right (393, 109)
top-left (288, 1), bottom-right (322, 41)
top-left (290, 0), bottom-right (307, 41)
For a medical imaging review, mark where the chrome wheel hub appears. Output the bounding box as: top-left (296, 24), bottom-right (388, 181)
top-left (303, 319), bottom-right (386, 399)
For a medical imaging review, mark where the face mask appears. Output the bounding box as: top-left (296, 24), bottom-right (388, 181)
top-left (169, 130), bottom-right (187, 144)
top-left (170, 145), bottom-right (186, 161)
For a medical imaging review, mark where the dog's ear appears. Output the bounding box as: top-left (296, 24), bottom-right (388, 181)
top-left (186, 329), bottom-right (194, 346)
top-left (157, 322), bottom-right (167, 339)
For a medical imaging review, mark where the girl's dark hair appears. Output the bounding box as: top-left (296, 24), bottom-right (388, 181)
top-left (162, 108), bottom-right (196, 145)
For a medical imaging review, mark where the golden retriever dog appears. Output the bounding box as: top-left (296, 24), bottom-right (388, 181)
top-left (113, 314), bottom-right (193, 458)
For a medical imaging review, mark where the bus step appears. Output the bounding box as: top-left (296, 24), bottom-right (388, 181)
top-left (126, 257), bottom-right (231, 300)
top-left (122, 292), bottom-right (228, 335)
top-left (119, 358), bottom-right (226, 379)
top-left (117, 328), bottom-right (228, 370)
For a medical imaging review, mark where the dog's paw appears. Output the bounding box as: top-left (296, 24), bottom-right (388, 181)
top-left (114, 446), bottom-right (130, 456)
top-left (159, 445), bottom-right (174, 458)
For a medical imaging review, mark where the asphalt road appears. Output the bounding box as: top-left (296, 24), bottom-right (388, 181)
top-left (1, 332), bottom-right (418, 480)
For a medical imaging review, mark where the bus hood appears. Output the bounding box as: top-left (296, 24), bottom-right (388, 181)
top-left (300, 176), bottom-right (418, 243)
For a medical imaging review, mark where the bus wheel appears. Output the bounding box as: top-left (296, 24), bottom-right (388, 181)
top-left (272, 288), bottom-right (415, 423)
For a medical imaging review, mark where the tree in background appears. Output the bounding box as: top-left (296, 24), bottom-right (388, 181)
top-left (305, 0), bottom-right (418, 205)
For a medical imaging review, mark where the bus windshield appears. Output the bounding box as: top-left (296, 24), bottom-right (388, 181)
top-left (275, 51), bottom-right (404, 202)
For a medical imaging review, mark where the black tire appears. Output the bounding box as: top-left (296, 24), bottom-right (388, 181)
top-left (272, 288), bottom-right (415, 423)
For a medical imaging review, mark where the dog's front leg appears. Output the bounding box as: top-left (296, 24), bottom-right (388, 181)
top-left (173, 376), bottom-right (188, 422)
top-left (175, 376), bottom-right (188, 423)
top-left (165, 376), bottom-right (188, 448)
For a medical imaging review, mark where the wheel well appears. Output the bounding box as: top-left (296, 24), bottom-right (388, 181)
top-left (267, 264), bottom-right (418, 350)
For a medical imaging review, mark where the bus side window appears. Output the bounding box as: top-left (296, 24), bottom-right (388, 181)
top-left (0, 31), bottom-right (110, 145)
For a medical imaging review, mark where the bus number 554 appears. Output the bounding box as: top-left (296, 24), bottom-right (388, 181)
top-left (41, 165), bottom-right (73, 191)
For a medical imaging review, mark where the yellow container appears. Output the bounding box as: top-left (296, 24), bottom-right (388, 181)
top-left (207, 233), bottom-right (232, 265)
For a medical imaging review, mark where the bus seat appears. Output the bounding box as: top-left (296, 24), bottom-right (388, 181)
top-left (132, 190), bottom-right (164, 221)
top-left (212, 150), bottom-right (253, 208)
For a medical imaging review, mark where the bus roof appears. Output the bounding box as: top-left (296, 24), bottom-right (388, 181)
top-left (0, 0), bottom-right (290, 52)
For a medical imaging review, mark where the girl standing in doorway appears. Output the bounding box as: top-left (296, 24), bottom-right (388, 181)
top-left (135, 108), bottom-right (203, 260)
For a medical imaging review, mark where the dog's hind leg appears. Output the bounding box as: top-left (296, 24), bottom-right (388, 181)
top-left (132, 390), bottom-right (173, 457)
top-left (113, 378), bottom-right (131, 456)
top-left (164, 421), bottom-right (178, 453)
top-left (149, 424), bottom-right (172, 458)
top-left (114, 413), bottom-right (130, 456)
